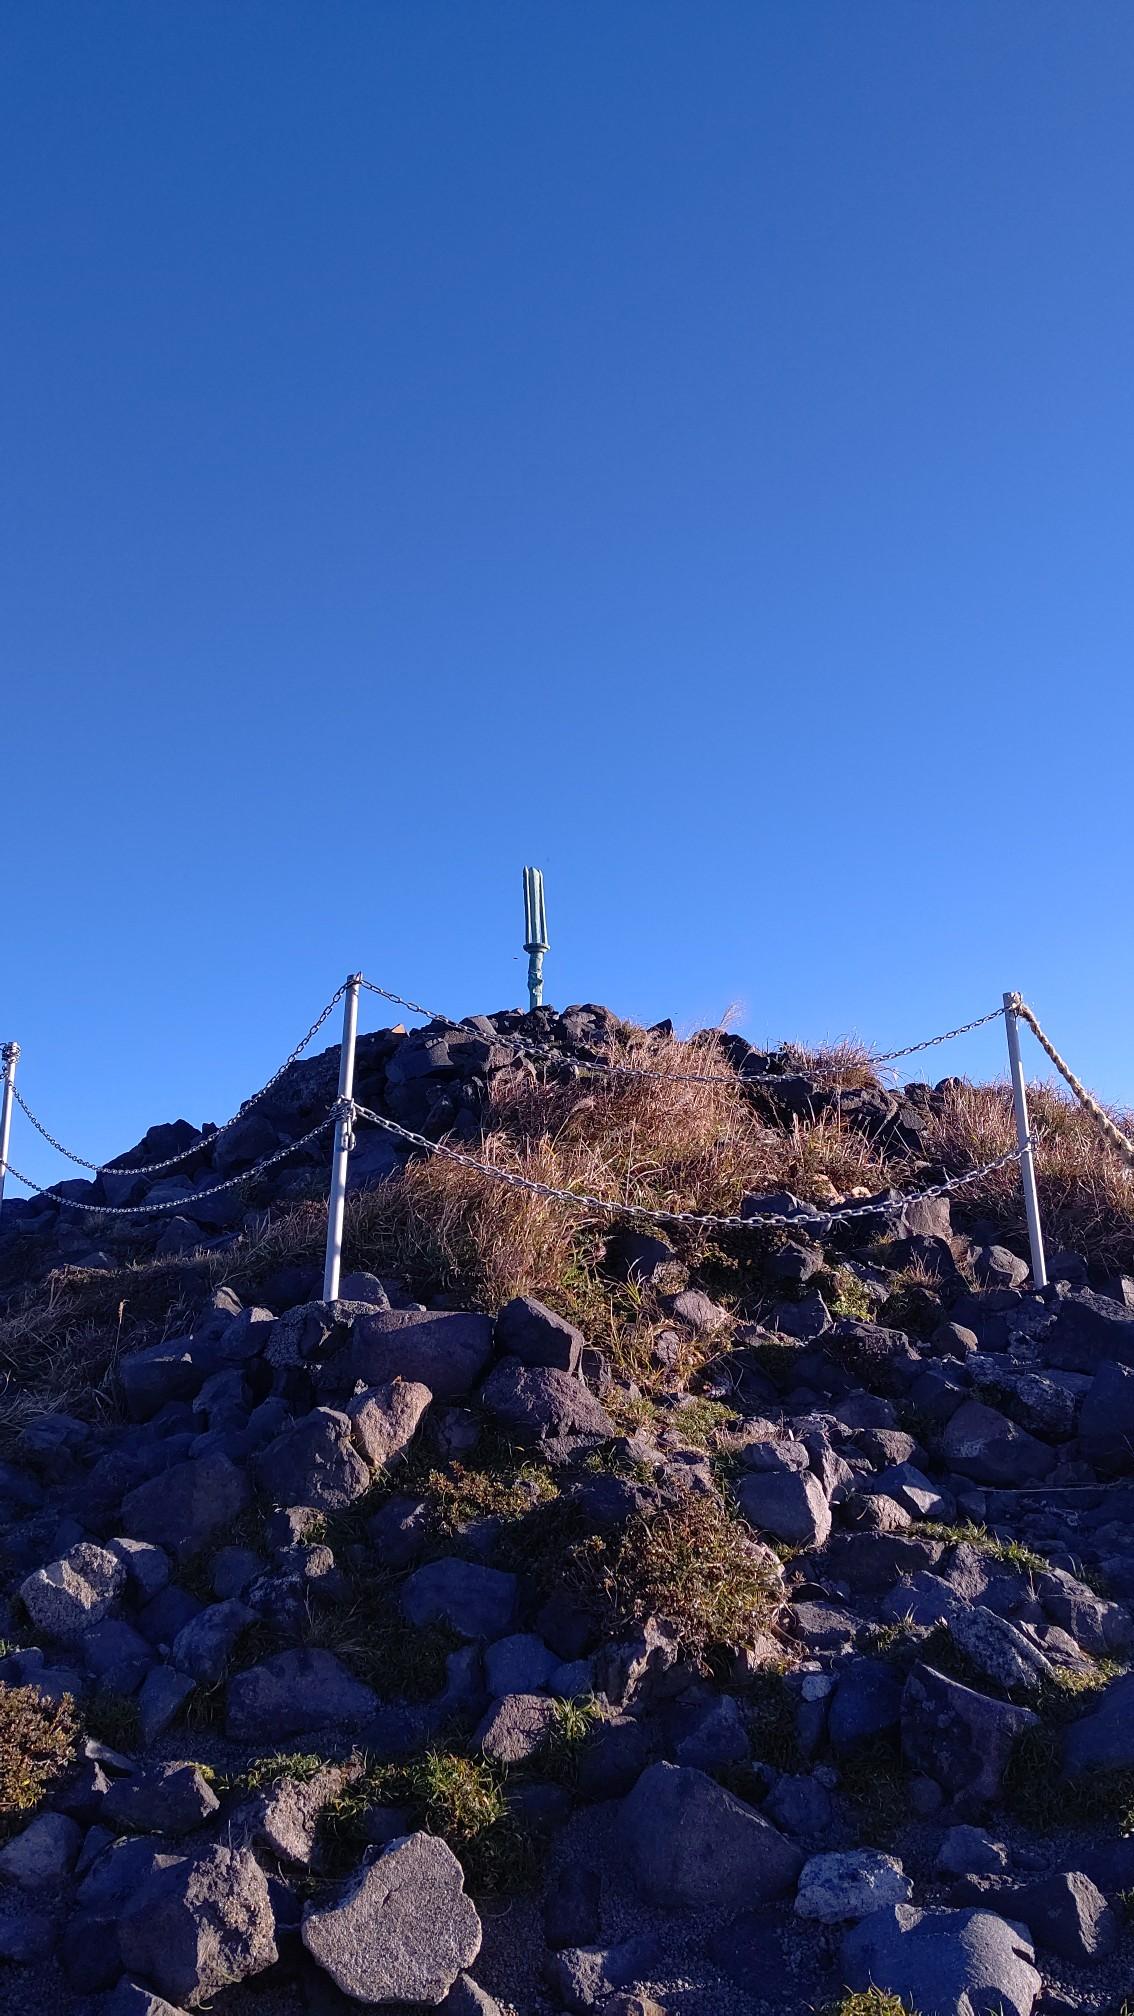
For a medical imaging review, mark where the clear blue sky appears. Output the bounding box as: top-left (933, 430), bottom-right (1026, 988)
top-left (3, 2), bottom-right (1132, 1188)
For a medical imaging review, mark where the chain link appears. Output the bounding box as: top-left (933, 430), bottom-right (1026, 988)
top-left (870, 1007), bottom-right (1007, 1064)
top-left (1010, 997), bottom-right (1134, 1169)
top-left (8, 985), bottom-right (348, 1178)
top-left (3, 1112), bottom-right (338, 1216)
top-left (350, 1100), bottom-right (1026, 1234)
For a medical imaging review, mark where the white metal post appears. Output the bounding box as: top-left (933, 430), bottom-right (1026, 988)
top-left (1003, 992), bottom-right (1047, 1290)
top-left (323, 977), bottom-right (362, 1303)
top-left (0, 1042), bottom-right (19, 1211)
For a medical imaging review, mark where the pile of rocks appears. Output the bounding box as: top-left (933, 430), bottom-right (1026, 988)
top-left (0, 1006), bottom-right (1132, 2014)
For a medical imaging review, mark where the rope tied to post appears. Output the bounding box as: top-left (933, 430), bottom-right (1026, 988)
top-left (1009, 995), bottom-right (1134, 1169)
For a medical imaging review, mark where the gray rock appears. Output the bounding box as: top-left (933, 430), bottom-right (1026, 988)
top-left (972, 1245), bottom-right (1030, 1290)
top-left (736, 1468), bottom-right (831, 1549)
top-left (0, 1811), bottom-right (81, 1886)
top-left (485, 1633), bottom-right (557, 1696)
top-left (1038, 1565), bottom-right (1133, 1656)
top-left (211, 1545), bottom-right (263, 1599)
top-left (1044, 1286), bottom-right (1134, 1372)
top-left (262, 1298), bottom-right (365, 1370)
top-left (479, 1358), bottom-right (615, 1444)
top-left (546, 1934), bottom-right (660, 2014)
top-left (669, 1289), bottom-right (730, 1335)
top-left (120, 1342), bottom-right (200, 1423)
top-left (1063, 1670), bottom-right (1134, 1775)
top-left (936, 1826), bottom-right (1008, 1876)
top-left (116, 1845), bottom-right (277, 2008)
top-left (170, 1599), bottom-right (253, 1685)
top-left (235, 1765), bottom-right (348, 1867)
top-left (301, 1831), bottom-right (481, 2004)
top-left (107, 1538), bottom-right (171, 1604)
top-left (104, 1763), bottom-right (219, 1838)
top-left (137, 1665), bottom-right (197, 1744)
top-left (842, 1903), bottom-right (1041, 2016)
top-left (442, 1976), bottom-right (505, 2016)
top-left (120, 1452), bottom-right (251, 1561)
top-left (254, 1407), bottom-right (370, 1511)
top-left (346, 1376), bottom-right (431, 1469)
top-left (948, 1604), bottom-right (1054, 1693)
top-left (670, 1690), bottom-right (750, 1771)
top-left (350, 1309), bottom-right (494, 1399)
top-left (828, 1657), bottom-right (902, 1753)
top-left (1011, 1869), bottom-right (1117, 1963)
top-left (764, 1773), bottom-right (834, 1839)
top-left (402, 1557), bottom-right (517, 1639)
top-left (1079, 1358), bottom-right (1134, 1473)
top-left (494, 1296), bottom-right (585, 1372)
top-left (577, 1714), bottom-right (650, 1798)
top-left (101, 1980), bottom-right (192, 2015)
top-left (621, 1761), bottom-right (803, 1910)
top-left (475, 1693), bottom-right (560, 1764)
top-left (20, 1542), bottom-right (126, 1640)
top-left (941, 1401), bottom-right (1054, 1487)
top-left (795, 1849), bottom-right (912, 1923)
top-left (902, 1663), bottom-right (1036, 1806)
top-left (226, 1649), bottom-right (378, 1740)
top-left (874, 1461), bottom-right (954, 1522)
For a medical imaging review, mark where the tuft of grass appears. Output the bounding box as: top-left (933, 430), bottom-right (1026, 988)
top-left (221, 1752), bottom-right (329, 1796)
top-left (85, 1690), bottom-right (140, 1752)
top-left (423, 1457), bottom-right (559, 1533)
top-left (575, 1493), bottom-right (784, 1668)
top-left (825, 1993), bottom-right (919, 2016)
top-left (320, 1747), bottom-right (540, 1896)
top-left (836, 1734), bottom-right (909, 1847)
top-left (667, 1396), bottom-right (739, 1447)
top-left (919, 1522), bottom-right (1050, 1576)
top-left (817, 1267), bottom-right (877, 1323)
top-left (924, 1077), bottom-right (1134, 1274)
top-left (0, 1684), bottom-right (79, 1835)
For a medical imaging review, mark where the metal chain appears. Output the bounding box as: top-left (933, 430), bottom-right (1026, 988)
top-left (350, 1100), bottom-right (1026, 1233)
top-left (3, 1112), bottom-right (337, 1216)
top-left (869, 1006), bottom-right (1007, 1064)
top-left (360, 977), bottom-right (1003, 1090)
top-left (1010, 997), bottom-right (1134, 1169)
top-left (8, 985), bottom-right (349, 1178)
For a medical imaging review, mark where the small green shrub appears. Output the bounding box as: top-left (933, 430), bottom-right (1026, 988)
top-left (0, 1684), bottom-right (79, 1834)
top-left (826, 1992), bottom-right (919, 2016)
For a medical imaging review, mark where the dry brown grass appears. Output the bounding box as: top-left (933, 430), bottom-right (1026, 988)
top-left (923, 1078), bottom-right (1134, 1272)
top-left (326, 1034), bottom-right (889, 1319)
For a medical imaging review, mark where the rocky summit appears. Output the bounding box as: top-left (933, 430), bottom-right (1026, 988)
top-left (0, 1000), bottom-right (1134, 2015)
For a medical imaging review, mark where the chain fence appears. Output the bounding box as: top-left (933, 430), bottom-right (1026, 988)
top-left (349, 1099), bottom-right (1027, 1234)
top-left (2, 976), bottom-right (1127, 1249)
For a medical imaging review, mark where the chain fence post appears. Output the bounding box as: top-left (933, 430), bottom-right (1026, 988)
top-left (323, 977), bottom-right (362, 1303)
top-left (0, 1041), bottom-right (19, 1211)
top-left (1003, 991), bottom-right (1047, 1290)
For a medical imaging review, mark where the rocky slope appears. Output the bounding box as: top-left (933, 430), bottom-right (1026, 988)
top-left (0, 1003), bottom-right (1133, 2016)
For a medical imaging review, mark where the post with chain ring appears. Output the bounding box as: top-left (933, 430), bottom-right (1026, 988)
top-left (323, 976), bottom-right (362, 1302)
top-left (1003, 992), bottom-right (1047, 1290)
top-left (0, 1040), bottom-right (19, 1210)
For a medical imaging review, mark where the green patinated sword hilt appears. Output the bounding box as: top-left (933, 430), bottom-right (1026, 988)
top-left (522, 865), bottom-right (550, 1010)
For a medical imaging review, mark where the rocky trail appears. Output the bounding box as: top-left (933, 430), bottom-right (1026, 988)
top-left (0, 1002), bottom-right (1133, 2016)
